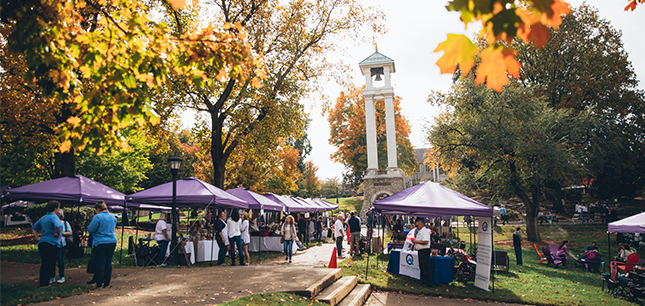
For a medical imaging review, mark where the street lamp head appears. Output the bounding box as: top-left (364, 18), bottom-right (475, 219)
top-left (168, 156), bottom-right (182, 177)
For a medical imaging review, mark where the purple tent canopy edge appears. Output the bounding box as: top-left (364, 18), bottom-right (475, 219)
top-left (372, 180), bottom-right (493, 217)
top-left (608, 211), bottom-right (645, 234)
top-left (226, 187), bottom-right (283, 211)
top-left (2, 175), bottom-right (125, 206)
top-left (264, 193), bottom-right (311, 212)
top-left (127, 177), bottom-right (248, 209)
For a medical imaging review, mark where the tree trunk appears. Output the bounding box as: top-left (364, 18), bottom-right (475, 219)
top-left (509, 160), bottom-right (541, 241)
top-left (53, 147), bottom-right (75, 178)
top-left (211, 117), bottom-right (225, 189)
top-left (546, 181), bottom-right (564, 213)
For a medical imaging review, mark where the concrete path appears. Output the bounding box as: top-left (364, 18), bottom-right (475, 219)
top-left (261, 239), bottom-right (351, 267)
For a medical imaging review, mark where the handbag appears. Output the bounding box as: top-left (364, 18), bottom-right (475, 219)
top-left (64, 222), bottom-right (74, 245)
top-left (280, 237), bottom-right (284, 244)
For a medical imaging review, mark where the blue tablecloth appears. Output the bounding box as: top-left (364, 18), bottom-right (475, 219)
top-left (387, 250), bottom-right (454, 285)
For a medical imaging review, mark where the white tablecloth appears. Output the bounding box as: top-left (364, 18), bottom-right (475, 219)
top-left (196, 240), bottom-right (220, 262)
top-left (181, 242), bottom-right (196, 265)
top-left (248, 236), bottom-right (298, 255)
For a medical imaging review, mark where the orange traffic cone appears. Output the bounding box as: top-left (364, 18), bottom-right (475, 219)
top-left (329, 247), bottom-right (337, 268)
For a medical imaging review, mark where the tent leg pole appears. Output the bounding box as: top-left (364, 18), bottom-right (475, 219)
top-left (119, 201), bottom-right (126, 265)
top-left (607, 231), bottom-right (610, 273)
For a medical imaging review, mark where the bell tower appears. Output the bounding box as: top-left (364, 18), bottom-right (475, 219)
top-left (359, 50), bottom-right (405, 219)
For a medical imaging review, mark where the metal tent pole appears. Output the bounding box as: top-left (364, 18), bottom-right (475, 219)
top-left (119, 200), bottom-right (126, 265)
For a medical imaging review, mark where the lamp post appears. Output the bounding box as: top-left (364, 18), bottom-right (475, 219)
top-left (168, 156), bottom-right (182, 265)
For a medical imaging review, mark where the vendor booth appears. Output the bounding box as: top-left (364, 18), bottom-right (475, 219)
top-left (372, 180), bottom-right (494, 290)
top-left (127, 177), bottom-right (249, 265)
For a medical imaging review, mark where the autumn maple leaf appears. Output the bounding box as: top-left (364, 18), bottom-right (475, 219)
top-left (476, 46), bottom-right (521, 92)
top-left (434, 34), bottom-right (478, 75)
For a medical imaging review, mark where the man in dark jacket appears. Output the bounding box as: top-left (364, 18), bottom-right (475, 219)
top-left (513, 227), bottom-right (522, 265)
top-left (297, 214), bottom-right (308, 244)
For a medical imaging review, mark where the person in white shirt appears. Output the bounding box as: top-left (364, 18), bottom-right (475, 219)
top-left (411, 217), bottom-right (432, 286)
top-left (227, 209), bottom-right (244, 266)
top-left (154, 213), bottom-right (171, 266)
top-left (334, 215), bottom-right (345, 257)
top-left (240, 211), bottom-right (251, 266)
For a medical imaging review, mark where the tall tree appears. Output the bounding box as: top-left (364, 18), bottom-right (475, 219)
top-left (297, 161), bottom-right (321, 198)
top-left (514, 4), bottom-right (645, 201)
top-left (1, 0), bottom-right (259, 155)
top-left (327, 85), bottom-right (418, 189)
top-left (168, 0), bottom-right (384, 188)
top-left (427, 79), bottom-right (588, 242)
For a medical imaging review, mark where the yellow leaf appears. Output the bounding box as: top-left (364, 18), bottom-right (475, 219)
top-left (476, 46), bottom-right (521, 92)
top-left (434, 34), bottom-right (477, 76)
top-left (167, 0), bottom-right (186, 10)
top-left (66, 116), bottom-right (81, 127)
top-left (251, 77), bottom-right (260, 88)
top-left (59, 141), bottom-right (72, 153)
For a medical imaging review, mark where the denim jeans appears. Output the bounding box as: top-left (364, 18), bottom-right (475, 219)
top-left (336, 237), bottom-right (343, 256)
top-left (229, 235), bottom-right (244, 266)
top-left (57, 245), bottom-right (66, 278)
top-left (93, 243), bottom-right (116, 287)
top-left (283, 239), bottom-right (293, 260)
top-left (38, 242), bottom-right (59, 286)
top-left (157, 240), bottom-right (169, 265)
top-left (216, 234), bottom-right (227, 265)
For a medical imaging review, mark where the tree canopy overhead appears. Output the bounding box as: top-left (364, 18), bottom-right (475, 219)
top-left (1, 0), bottom-right (260, 154)
top-left (165, 0), bottom-right (384, 188)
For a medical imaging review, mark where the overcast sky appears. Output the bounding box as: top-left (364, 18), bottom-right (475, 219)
top-left (182, 0), bottom-right (645, 182)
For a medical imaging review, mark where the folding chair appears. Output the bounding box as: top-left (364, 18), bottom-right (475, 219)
top-left (534, 244), bottom-right (547, 264)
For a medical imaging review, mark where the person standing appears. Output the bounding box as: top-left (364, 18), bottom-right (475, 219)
top-left (499, 205), bottom-right (507, 225)
top-left (154, 213), bottom-right (171, 266)
top-left (87, 201), bottom-right (117, 288)
top-left (315, 216), bottom-right (323, 243)
top-left (334, 214), bottom-right (345, 257)
top-left (241, 212), bottom-right (251, 266)
top-left (282, 215), bottom-right (297, 263)
top-left (227, 209), bottom-right (244, 266)
top-left (55, 210), bottom-right (72, 283)
top-left (348, 211), bottom-right (361, 256)
top-left (213, 210), bottom-right (228, 265)
top-left (513, 227), bottom-right (523, 266)
top-left (411, 218), bottom-right (431, 286)
top-left (297, 214), bottom-right (307, 244)
top-left (32, 200), bottom-right (63, 287)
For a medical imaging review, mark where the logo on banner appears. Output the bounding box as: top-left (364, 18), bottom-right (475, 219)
top-left (482, 222), bottom-right (488, 232)
top-left (406, 254), bottom-right (414, 265)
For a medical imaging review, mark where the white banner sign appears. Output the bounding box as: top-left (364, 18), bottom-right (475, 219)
top-left (474, 216), bottom-right (493, 291)
top-left (398, 250), bottom-right (421, 280)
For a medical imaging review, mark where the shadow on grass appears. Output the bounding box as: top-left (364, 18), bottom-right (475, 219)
top-left (1, 283), bottom-right (92, 306)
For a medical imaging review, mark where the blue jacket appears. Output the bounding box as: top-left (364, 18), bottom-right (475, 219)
top-left (87, 211), bottom-right (117, 247)
top-left (32, 212), bottom-right (63, 247)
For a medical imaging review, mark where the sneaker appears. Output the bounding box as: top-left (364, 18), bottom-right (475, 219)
top-left (49, 277), bottom-right (55, 285)
top-left (159, 263), bottom-right (167, 267)
top-left (286, 257), bottom-right (289, 261)
top-left (289, 260), bottom-right (292, 263)
top-left (57, 277), bottom-right (65, 284)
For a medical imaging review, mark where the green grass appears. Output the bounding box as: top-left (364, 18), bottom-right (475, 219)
top-left (220, 292), bottom-right (326, 306)
top-left (334, 223), bottom-right (644, 305)
top-left (325, 197), bottom-right (363, 214)
top-left (339, 250), bottom-right (632, 306)
top-left (1, 283), bottom-right (92, 306)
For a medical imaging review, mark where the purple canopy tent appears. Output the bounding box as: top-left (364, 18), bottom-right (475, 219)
top-left (314, 198), bottom-right (338, 211)
top-left (293, 197), bottom-right (325, 212)
top-left (264, 193), bottom-right (310, 212)
top-left (128, 177), bottom-right (248, 266)
top-left (226, 187), bottom-right (283, 211)
top-left (608, 211), bottom-right (645, 234)
top-left (1, 200), bottom-right (35, 211)
top-left (127, 177), bottom-right (248, 209)
top-left (607, 211), bottom-right (645, 260)
top-left (371, 180), bottom-right (493, 285)
top-left (372, 180), bottom-right (493, 217)
top-left (3, 175), bottom-right (126, 205)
